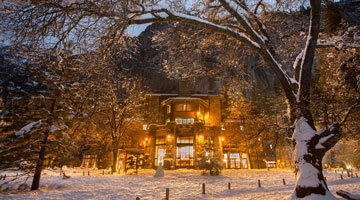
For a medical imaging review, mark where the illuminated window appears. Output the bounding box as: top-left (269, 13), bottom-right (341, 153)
top-left (175, 103), bottom-right (193, 111)
top-left (166, 105), bottom-right (171, 113)
top-left (175, 118), bottom-right (194, 124)
top-left (143, 124), bottom-right (147, 130)
top-left (176, 136), bottom-right (193, 144)
top-left (176, 146), bottom-right (194, 166)
top-left (156, 137), bottom-right (165, 145)
top-left (230, 153), bottom-right (240, 158)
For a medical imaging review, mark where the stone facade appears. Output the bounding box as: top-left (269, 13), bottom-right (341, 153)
top-left (144, 93), bottom-right (225, 169)
top-left (140, 93), bottom-right (278, 170)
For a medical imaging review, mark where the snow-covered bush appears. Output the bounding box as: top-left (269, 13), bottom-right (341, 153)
top-left (199, 142), bottom-right (223, 176)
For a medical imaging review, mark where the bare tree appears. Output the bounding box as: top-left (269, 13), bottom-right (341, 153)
top-left (79, 52), bottom-right (146, 173)
top-left (1, 0), bottom-right (360, 198)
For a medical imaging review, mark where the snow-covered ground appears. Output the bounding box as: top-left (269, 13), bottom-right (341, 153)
top-left (1, 168), bottom-right (360, 200)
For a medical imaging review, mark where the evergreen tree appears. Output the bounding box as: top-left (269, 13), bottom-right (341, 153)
top-left (199, 139), bottom-right (223, 176)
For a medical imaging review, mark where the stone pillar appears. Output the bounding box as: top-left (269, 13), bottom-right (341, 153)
top-left (208, 97), bottom-right (222, 126)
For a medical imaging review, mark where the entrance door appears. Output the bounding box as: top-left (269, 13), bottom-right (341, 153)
top-left (157, 149), bottom-right (165, 166)
top-left (176, 146), bottom-right (194, 167)
top-left (242, 153), bottom-right (248, 168)
top-left (230, 153), bottom-right (240, 168)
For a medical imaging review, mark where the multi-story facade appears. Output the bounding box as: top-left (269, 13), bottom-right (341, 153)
top-left (144, 93), bottom-right (225, 169)
top-left (137, 81), bottom-right (277, 170)
top-left (82, 80), bottom-right (278, 170)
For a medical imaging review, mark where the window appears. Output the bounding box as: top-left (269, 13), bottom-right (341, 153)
top-left (175, 118), bottom-right (194, 124)
top-left (166, 105), bottom-right (171, 113)
top-left (175, 103), bottom-right (193, 112)
top-left (143, 124), bottom-right (147, 130)
top-left (176, 136), bottom-right (193, 144)
top-left (155, 147), bottom-right (166, 166)
top-left (221, 125), bottom-right (225, 131)
top-left (156, 137), bottom-right (165, 145)
top-left (230, 153), bottom-right (240, 159)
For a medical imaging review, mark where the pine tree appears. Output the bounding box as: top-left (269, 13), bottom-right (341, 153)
top-left (199, 139), bottom-right (223, 176)
top-left (0, 49), bottom-right (82, 190)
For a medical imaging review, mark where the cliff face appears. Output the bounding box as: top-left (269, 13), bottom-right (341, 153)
top-left (128, 0), bottom-right (360, 95)
top-left (127, 22), bottom-right (277, 95)
top-left (124, 23), bottom-right (226, 94)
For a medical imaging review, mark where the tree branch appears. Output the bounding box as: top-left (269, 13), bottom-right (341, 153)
top-left (339, 102), bottom-right (360, 126)
top-left (129, 8), bottom-right (296, 106)
top-left (129, 9), bottom-right (261, 50)
top-left (297, 0), bottom-right (322, 128)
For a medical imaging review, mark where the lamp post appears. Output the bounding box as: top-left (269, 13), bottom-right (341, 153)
top-left (136, 137), bottom-right (148, 175)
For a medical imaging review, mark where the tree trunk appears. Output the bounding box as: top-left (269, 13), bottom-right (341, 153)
top-left (291, 117), bottom-right (340, 200)
top-left (111, 147), bottom-right (118, 173)
top-left (31, 130), bottom-right (49, 191)
top-left (135, 151), bottom-right (139, 175)
top-left (247, 149), bottom-right (252, 169)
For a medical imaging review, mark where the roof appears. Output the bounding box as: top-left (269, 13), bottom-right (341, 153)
top-left (160, 97), bottom-right (209, 108)
top-left (145, 93), bottom-right (224, 97)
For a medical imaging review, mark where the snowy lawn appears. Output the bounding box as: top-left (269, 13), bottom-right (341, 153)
top-left (1, 168), bottom-right (360, 200)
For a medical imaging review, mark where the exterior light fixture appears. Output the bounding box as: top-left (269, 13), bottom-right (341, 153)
top-left (167, 135), bottom-right (171, 138)
top-left (143, 124), bottom-right (148, 130)
top-left (145, 137), bottom-right (148, 141)
top-left (143, 141), bottom-right (146, 144)
top-left (199, 135), bottom-right (203, 138)
top-left (221, 137), bottom-right (225, 141)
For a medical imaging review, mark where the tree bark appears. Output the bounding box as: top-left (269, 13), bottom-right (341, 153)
top-left (111, 145), bottom-right (118, 173)
top-left (291, 117), bottom-right (341, 199)
top-left (31, 130), bottom-right (49, 191)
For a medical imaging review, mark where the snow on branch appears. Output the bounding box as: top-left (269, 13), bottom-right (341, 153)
top-left (339, 102), bottom-right (360, 126)
top-left (292, 50), bottom-right (303, 81)
top-left (317, 39), bottom-right (360, 50)
top-left (129, 6), bottom-right (295, 103)
top-left (15, 120), bottom-right (44, 138)
top-left (312, 103), bottom-right (359, 151)
top-left (129, 9), bottom-right (261, 49)
top-left (336, 190), bottom-right (360, 200)
top-left (218, 0), bottom-right (267, 44)
top-left (315, 133), bottom-right (334, 149)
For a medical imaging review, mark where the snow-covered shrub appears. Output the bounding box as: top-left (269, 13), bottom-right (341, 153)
top-left (199, 142), bottom-right (223, 176)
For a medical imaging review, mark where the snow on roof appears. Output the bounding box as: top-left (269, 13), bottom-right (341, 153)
top-left (167, 97), bottom-right (203, 100)
top-left (191, 94), bottom-right (224, 97)
top-left (224, 119), bottom-right (242, 122)
top-left (160, 97), bottom-right (209, 107)
top-left (145, 93), bottom-right (178, 96)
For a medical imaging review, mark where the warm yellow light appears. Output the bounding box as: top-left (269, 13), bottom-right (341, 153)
top-left (258, 138), bottom-right (261, 141)
top-left (145, 137), bottom-right (148, 141)
top-left (167, 135), bottom-right (171, 138)
top-left (143, 141), bottom-right (146, 144)
top-left (346, 164), bottom-right (352, 170)
top-left (221, 137), bottom-right (225, 141)
top-left (199, 135), bottom-right (203, 138)
top-left (197, 111), bottom-right (201, 116)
